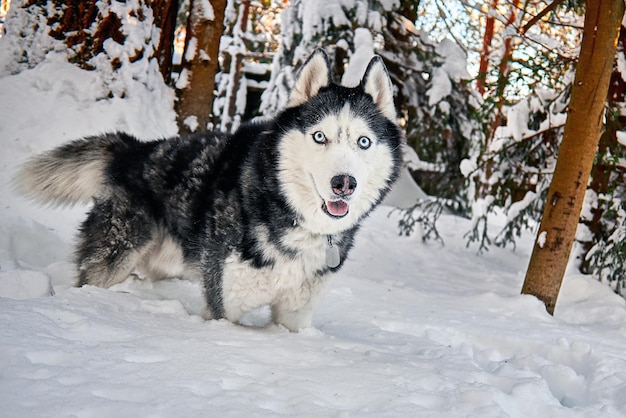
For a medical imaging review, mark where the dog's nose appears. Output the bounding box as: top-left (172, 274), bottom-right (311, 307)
top-left (331, 174), bottom-right (357, 197)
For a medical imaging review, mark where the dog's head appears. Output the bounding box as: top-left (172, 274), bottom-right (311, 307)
top-left (277, 49), bottom-right (403, 235)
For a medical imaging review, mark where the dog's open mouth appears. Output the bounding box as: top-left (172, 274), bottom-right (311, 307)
top-left (322, 200), bottom-right (349, 218)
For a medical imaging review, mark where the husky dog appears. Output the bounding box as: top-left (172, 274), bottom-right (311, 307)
top-left (16, 49), bottom-right (403, 331)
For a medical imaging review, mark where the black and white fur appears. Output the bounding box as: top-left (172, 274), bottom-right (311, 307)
top-left (16, 49), bottom-right (403, 331)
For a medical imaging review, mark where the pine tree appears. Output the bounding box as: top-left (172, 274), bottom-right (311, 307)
top-left (261, 0), bottom-right (479, 231)
top-left (0, 0), bottom-right (174, 100)
top-left (431, 1), bottom-right (626, 302)
top-left (455, 0), bottom-right (584, 252)
top-left (212, 0), bottom-right (284, 133)
top-left (214, 0), bottom-right (251, 133)
top-left (259, 0), bottom-right (364, 115)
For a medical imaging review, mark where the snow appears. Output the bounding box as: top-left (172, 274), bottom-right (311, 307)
top-left (183, 115), bottom-right (200, 132)
top-left (538, 231), bottom-right (548, 248)
top-left (506, 190), bottom-right (538, 222)
top-left (196, 0), bottom-right (215, 21)
top-left (426, 39), bottom-right (470, 107)
top-left (297, 0), bottom-right (354, 52)
top-left (3, 42), bottom-right (626, 418)
top-left (383, 167), bottom-right (428, 208)
top-left (426, 67), bottom-right (452, 106)
top-left (460, 157), bottom-right (477, 178)
top-left (493, 88), bottom-right (568, 151)
top-left (378, 0), bottom-right (400, 12)
top-left (185, 36), bottom-right (198, 61)
top-left (176, 67), bottom-right (190, 89)
top-left (435, 38), bottom-right (471, 82)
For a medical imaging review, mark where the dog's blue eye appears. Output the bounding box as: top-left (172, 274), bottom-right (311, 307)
top-left (312, 131), bottom-right (326, 144)
top-left (357, 136), bottom-right (371, 150)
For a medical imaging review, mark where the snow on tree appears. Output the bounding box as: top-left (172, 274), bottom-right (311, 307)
top-left (0, 0), bottom-right (177, 136)
top-left (426, 1), bottom-right (585, 252)
top-left (1, 0), bottom-right (173, 100)
top-left (212, 0), bottom-right (284, 133)
top-left (212, 0), bottom-right (249, 133)
top-left (427, 1), bottom-right (626, 301)
top-left (259, 0), bottom-right (365, 116)
top-left (261, 0), bottom-right (479, 232)
top-left (461, 84), bottom-right (570, 251)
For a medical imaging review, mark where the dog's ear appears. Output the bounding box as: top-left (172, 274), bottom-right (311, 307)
top-left (361, 56), bottom-right (396, 120)
top-left (288, 49), bottom-right (332, 108)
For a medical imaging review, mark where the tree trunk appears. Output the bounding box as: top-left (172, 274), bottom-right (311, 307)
top-left (476, 0), bottom-right (498, 96)
top-left (152, 0), bottom-right (179, 84)
top-left (176, 0), bottom-right (227, 134)
top-left (469, 0), bottom-right (522, 224)
top-left (478, 0), bottom-right (521, 199)
top-left (521, 0), bottom-right (624, 314)
top-left (221, 0), bottom-right (250, 133)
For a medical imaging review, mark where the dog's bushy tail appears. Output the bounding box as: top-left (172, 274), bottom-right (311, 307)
top-left (14, 134), bottom-right (122, 207)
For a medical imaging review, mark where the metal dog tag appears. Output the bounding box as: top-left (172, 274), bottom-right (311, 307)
top-left (326, 236), bottom-right (340, 268)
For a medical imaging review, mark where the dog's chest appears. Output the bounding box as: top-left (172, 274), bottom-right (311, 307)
top-left (221, 228), bottom-right (330, 309)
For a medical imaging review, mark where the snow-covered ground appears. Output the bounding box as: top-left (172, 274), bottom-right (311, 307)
top-left (2, 58), bottom-right (626, 418)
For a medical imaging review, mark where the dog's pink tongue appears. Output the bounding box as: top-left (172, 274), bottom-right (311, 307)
top-left (327, 200), bottom-right (349, 217)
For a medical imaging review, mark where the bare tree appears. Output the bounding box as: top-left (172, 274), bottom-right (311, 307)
top-left (521, 0), bottom-right (625, 314)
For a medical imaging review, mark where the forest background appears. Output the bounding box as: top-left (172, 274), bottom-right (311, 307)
top-left (1, 0), bottom-right (625, 303)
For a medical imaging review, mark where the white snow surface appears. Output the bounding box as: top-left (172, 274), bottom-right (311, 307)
top-left (3, 56), bottom-right (626, 418)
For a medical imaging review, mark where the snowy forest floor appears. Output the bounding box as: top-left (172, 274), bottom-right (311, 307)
top-left (2, 60), bottom-right (626, 418)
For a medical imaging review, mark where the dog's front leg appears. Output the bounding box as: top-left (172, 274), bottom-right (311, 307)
top-left (271, 275), bottom-right (331, 332)
top-left (271, 305), bottom-right (314, 332)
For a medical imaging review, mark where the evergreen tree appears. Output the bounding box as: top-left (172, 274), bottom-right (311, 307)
top-left (0, 0), bottom-right (174, 101)
top-left (426, 1), bottom-right (626, 301)
top-left (461, 83), bottom-right (569, 251)
top-left (579, 24), bottom-right (626, 294)
top-left (212, 0), bottom-right (284, 133)
top-left (261, 0), bottom-right (479, 227)
top-left (445, 1), bottom-right (585, 252)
